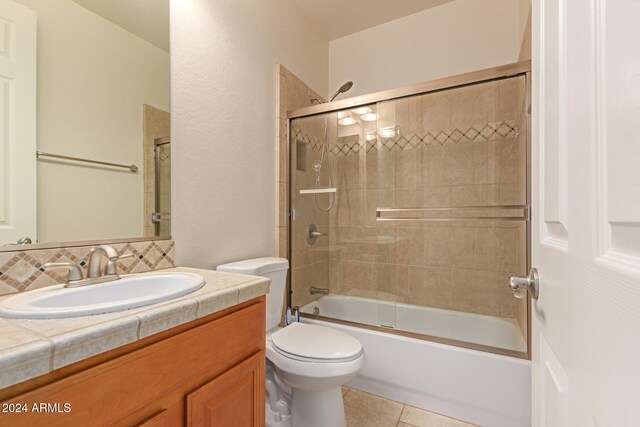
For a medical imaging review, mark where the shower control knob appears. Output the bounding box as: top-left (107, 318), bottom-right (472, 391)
top-left (509, 268), bottom-right (539, 300)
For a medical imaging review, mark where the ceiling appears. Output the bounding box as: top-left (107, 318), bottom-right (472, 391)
top-left (294, 0), bottom-right (455, 41)
top-left (72, 0), bottom-right (169, 52)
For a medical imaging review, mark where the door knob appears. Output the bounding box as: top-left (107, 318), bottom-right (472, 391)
top-left (509, 268), bottom-right (539, 300)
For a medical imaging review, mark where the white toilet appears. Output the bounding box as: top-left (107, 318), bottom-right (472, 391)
top-left (217, 257), bottom-right (364, 427)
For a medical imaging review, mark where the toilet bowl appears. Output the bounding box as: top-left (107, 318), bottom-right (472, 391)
top-left (217, 257), bottom-right (364, 427)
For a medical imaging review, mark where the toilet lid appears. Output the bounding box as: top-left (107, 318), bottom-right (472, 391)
top-left (271, 322), bottom-right (363, 362)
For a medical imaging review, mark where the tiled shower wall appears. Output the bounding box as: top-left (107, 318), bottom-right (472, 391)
top-left (275, 65), bottom-right (328, 308)
top-left (290, 76), bottom-right (528, 332)
top-left (0, 239), bottom-right (175, 296)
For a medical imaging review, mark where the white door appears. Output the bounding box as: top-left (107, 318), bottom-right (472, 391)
top-left (531, 0), bottom-right (640, 425)
top-left (0, 0), bottom-right (35, 245)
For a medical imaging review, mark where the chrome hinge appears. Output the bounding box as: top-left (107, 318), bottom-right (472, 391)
top-left (289, 209), bottom-right (296, 221)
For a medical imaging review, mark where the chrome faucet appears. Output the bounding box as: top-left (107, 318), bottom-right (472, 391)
top-left (310, 286), bottom-right (329, 295)
top-left (41, 245), bottom-right (132, 288)
top-left (87, 245), bottom-right (120, 278)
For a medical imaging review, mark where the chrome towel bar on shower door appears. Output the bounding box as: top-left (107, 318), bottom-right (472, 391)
top-left (376, 205), bottom-right (530, 222)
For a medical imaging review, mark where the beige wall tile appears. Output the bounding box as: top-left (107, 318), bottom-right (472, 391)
top-left (330, 260), bottom-right (371, 297)
top-left (497, 182), bottom-right (523, 205)
top-left (395, 188), bottom-right (424, 211)
top-left (427, 144), bottom-right (474, 186)
top-left (487, 139), bottom-right (520, 184)
top-left (423, 186), bottom-right (451, 207)
top-left (366, 227), bottom-right (396, 264)
top-left (277, 226), bottom-right (288, 258)
top-left (448, 227), bottom-right (476, 269)
top-left (408, 266), bottom-right (452, 309)
top-left (371, 263), bottom-right (396, 300)
top-left (395, 149), bottom-right (419, 189)
top-left (334, 190), bottom-right (364, 226)
top-left (395, 264), bottom-right (409, 303)
top-left (487, 184), bottom-right (500, 205)
top-left (451, 269), bottom-right (499, 316)
top-left (451, 185), bottom-right (487, 207)
top-left (277, 136), bottom-right (289, 183)
top-left (474, 227), bottom-right (520, 273)
top-left (425, 226), bottom-right (475, 269)
top-left (421, 92), bottom-right (452, 131)
top-left (395, 227), bottom-right (426, 267)
top-left (278, 181), bottom-right (289, 227)
top-left (498, 76), bottom-right (524, 120)
top-left (336, 155), bottom-right (362, 191)
top-left (473, 140), bottom-right (489, 184)
top-left (450, 81), bottom-right (499, 129)
top-left (366, 150), bottom-right (395, 189)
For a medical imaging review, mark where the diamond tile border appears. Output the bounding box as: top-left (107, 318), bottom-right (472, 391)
top-left (291, 120), bottom-right (519, 157)
top-left (0, 240), bottom-right (175, 295)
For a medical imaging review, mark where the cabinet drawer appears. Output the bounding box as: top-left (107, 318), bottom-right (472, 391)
top-left (0, 298), bottom-right (265, 427)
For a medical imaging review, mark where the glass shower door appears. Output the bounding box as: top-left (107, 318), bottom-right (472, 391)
top-left (290, 110), bottom-right (398, 329)
top-left (153, 137), bottom-right (171, 236)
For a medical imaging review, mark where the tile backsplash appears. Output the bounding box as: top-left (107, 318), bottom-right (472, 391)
top-left (0, 239), bottom-right (175, 296)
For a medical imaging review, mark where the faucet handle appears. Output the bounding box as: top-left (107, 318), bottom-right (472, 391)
top-left (42, 262), bottom-right (83, 284)
top-left (104, 253), bottom-right (134, 276)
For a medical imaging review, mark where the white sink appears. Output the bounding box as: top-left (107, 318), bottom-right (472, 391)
top-left (0, 272), bottom-right (205, 319)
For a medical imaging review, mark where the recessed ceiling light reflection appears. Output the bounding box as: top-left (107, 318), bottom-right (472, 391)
top-left (337, 111), bottom-right (348, 119)
top-left (361, 113), bottom-right (378, 122)
top-left (351, 106), bottom-right (372, 115)
top-left (338, 116), bottom-right (356, 126)
top-left (378, 127), bottom-right (397, 138)
top-left (365, 132), bottom-right (377, 141)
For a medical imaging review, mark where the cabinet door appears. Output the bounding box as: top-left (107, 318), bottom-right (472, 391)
top-left (137, 409), bottom-right (170, 427)
top-left (135, 402), bottom-right (183, 427)
top-left (187, 351), bottom-right (265, 427)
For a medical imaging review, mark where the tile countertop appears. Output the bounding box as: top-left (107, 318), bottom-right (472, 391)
top-left (0, 267), bottom-right (270, 390)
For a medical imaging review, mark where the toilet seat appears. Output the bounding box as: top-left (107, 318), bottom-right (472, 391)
top-left (271, 323), bottom-right (363, 363)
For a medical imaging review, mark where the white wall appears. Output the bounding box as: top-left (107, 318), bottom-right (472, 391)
top-left (171, 0), bottom-right (328, 268)
top-left (328, 0), bottom-right (522, 97)
top-left (15, 0), bottom-right (170, 242)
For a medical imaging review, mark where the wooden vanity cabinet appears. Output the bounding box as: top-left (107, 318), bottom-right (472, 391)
top-left (0, 297), bottom-right (266, 427)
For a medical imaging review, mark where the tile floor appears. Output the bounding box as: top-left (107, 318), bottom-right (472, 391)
top-left (343, 387), bottom-right (476, 427)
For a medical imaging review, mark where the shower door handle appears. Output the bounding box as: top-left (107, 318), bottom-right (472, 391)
top-left (509, 268), bottom-right (539, 300)
top-left (151, 213), bottom-right (171, 223)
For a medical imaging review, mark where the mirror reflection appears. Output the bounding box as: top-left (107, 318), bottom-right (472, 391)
top-left (1, 0), bottom-right (170, 246)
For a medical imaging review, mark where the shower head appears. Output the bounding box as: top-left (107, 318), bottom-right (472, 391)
top-left (328, 81), bottom-right (353, 102)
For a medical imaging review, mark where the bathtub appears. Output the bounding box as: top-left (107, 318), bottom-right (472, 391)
top-left (301, 295), bottom-right (531, 427)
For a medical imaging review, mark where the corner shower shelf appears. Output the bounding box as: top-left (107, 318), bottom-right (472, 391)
top-left (299, 187), bottom-right (337, 194)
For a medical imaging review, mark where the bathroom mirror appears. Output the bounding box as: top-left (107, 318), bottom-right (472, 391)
top-left (0, 0), bottom-right (170, 248)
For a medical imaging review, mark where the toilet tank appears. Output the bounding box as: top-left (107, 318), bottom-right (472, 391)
top-left (216, 257), bottom-right (289, 331)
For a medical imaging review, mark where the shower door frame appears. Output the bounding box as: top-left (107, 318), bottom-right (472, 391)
top-left (286, 60), bottom-right (532, 360)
